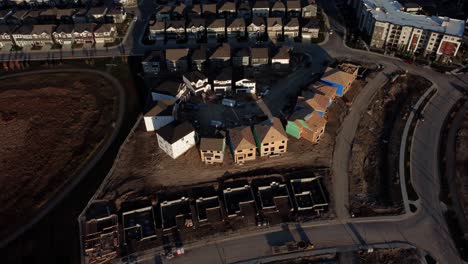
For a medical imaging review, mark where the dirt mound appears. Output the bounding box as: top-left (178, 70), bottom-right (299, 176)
top-left (0, 72), bottom-right (117, 239)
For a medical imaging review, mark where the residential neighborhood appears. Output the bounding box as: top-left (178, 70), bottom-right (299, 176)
top-left (1, 0), bottom-right (468, 264)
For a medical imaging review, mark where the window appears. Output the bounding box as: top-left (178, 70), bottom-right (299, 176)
top-left (248, 153), bottom-right (253, 157)
top-left (215, 155), bottom-right (220, 159)
top-left (279, 146), bottom-right (284, 149)
top-left (237, 150), bottom-right (242, 153)
top-left (264, 148), bottom-right (269, 152)
top-left (263, 143), bottom-right (269, 146)
top-left (238, 156), bottom-right (243, 160)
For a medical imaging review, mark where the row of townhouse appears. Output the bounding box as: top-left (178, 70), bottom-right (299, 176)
top-left (154, 0), bottom-right (318, 21)
top-left (149, 17), bottom-right (320, 42)
top-left (142, 44), bottom-right (292, 76)
top-left (0, 6), bottom-right (127, 25)
top-left (2, 0), bottom-right (132, 6)
top-left (352, 0), bottom-right (464, 59)
top-left (0, 22), bottom-right (117, 48)
top-left (151, 117), bottom-right (289, 164)
top-left (286, 63), bottom-right (359, 144)
top-left (82, 174), bottom-right (328, 263)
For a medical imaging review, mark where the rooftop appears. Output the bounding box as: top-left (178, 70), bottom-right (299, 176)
top-left (254, 117), bottom-right (288, 143)
top-left (166, 48), bottom-right (189, 61)
top-left (229, 126), bottom-right (256, 150)
top-left (144, 100), bottom-right (175, 118)
top-left (251, 47), bottom-right (269, 59)
top-left (362, 0), bottom-right (464, 36)
top-left (157, 121), bottom-right (194, 144)
top-left (199, 137), bottom-right (225, 151)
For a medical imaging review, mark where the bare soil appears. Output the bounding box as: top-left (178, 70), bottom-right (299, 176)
top-left (99, 118), bottom-right (333, 202)
top-left (0, 72), bottom-right (117, 239)
top-left (455, 110), bottom-right (468, 224)
top-left (349, 74), bottom-right (431, 216)
top-left (356, 248), bottom-right (421, 264)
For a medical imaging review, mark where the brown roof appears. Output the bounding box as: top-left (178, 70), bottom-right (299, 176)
top-left (153, 81), bottom-right (184, 96)
top-left (267, 17), bottom-right (283, 27)
top-left (188, 18), bottom-right (205, 28)
top-left (273, 46), bottom-right (290, 60)
top-left (303, 93), bottom-right (329, 112)
top-left (31, 24), bottom-right (55, 35)
top-left (145, 100), bottom-right (175, 117)
top-left (55, 24), bottom-right (75, 34)
top-left (305, 111), bottom-right (326, 131)
top-left (157, 121), bottom-right (194, 144)
top-left (94, 23), bottom-right (116, 33)
top-left (200, 137), bottom-right (225, 151)
top-left (0, 25), bottom-right (16, 34)
top-left (219, 1), bottom-right (236, 11)
top-left (191, 47), bottom-right (207, 61)
top-left (228, 18), bottom-right (245, 28)
top-left (272, 1), bottom-right (286, 10)
top-left (208, 18), bottom-right (225, 28)
top-left (309, 82), bottom-right (337, 100)
top-left (253, 0), bottom-right (269, 9)
top-left (166, 48), bottom-right (189, 61)
top-left (286, 18), bottom-right (299, 27)
top-left (173, 4), bottom-right (185, 14)
top-left (166, 20), bottom-right (186, 30)
top-left (303, 18), bottom-right (320, 29)
top-left (251, 47), bottom-right (268, 59)
top-left (322, 67), bottom-right (356, 87)
top-left (210, 43), bottom-right (231, 59)
top-left (202, 3), bottom-right (217, 14)
top-left (250, 17), bottom-right (265, 27)
top-left (254, 118), bottom-right (288, 143)
top-left (150, 21), bottom-right (165, 31)
top-left (229, 126), bottom-right (256, 150)
top-left (287, 0), bottom-right (301, 10)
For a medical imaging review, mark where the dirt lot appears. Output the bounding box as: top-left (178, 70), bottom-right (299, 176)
top-left (0, 72), bottom-right (117, 239)
top-left (456, 109), bottom-right (468, 223)
top-left (355, 248), bottom-right (421, 264)
top-left (349, 74), bottom-right (432, 216)
top-left (99, 118), bottom-right (333, 201)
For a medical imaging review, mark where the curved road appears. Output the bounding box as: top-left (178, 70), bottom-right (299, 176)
top-left (0, 69), bottom-right (127, 249)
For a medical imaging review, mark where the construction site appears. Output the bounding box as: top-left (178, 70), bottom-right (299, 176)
top-left (349, 73), bottom-right (432, 216)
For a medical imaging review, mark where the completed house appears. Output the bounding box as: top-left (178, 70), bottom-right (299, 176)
top-left (142, 50), bottom-right (164, 76)
top-left (53, 24), bottom-right (75, 45)
top-left (106, 7), bottom-right (127, 24)
top-left (13, 24), bottom-right (55, 47)
top-left (144, 100), bottom-right (176, 131)
top-left (252, 0), bottom-right (270, 17)
top-left (166, 48), bottom-right (189, 72)
top-left (166, 20), bottom-right (186, 41)
top-left (253, 118), bottom-right (288, 156)
top-left (235, 78), bottom-right (256, 94)
top-left (271, 1), bottom-right (286, 17)
top-left (228, 126), bottom-right (257, 164)
top-left (200, 136), bottom-right (226, 164)
top-left (302, 0), bottom-right (318, 18)
top-left (302, 19), bottom-right (320, 39)
top-left (232, 48), bottom-right (250, 67)
top-left (191, 46), bottom-right (207, 71)
top-left (218, 1), bottom-right (236, 18)
top-left (251, 47), bottom-right (269, 67)
top-left (287, 0), bottom-right (302, 17)
top-left (0, 25), bottom-right (14, 48)
top-left (149, 21), bottom-right (165, 41)
top-left (183, 71), bottom-right (211, 95)
top-left (271, 46), bottom-right (290, 68)
top-left (202, 3), bottom-right (217, 18)
top-left (283, 18), bottom-right (299, 39)
top-left (187, 18), bottom-right (206, 42)
top-left (94, 24), bottom-right (117, 44)
top-left (73, 23), bottom-right (96, 45)
top-left (210, 43), bottom-right (231, 67)
top-left (156, 5), bottom-right (172, 21)
top-left (247, 17), bottom-right (266, 40)
top-left (237, 2), bottom-right (251, 19)
top-left (226, 18), bottom-right (246, 40)
top-left (213, 67), bottom-right (232, 94)
top-left (207, 18), bottom-right (225, 43)
top-left (156, 121), bottom-right (196, 159)
top-left (267, 17), bottom-right (283, 40)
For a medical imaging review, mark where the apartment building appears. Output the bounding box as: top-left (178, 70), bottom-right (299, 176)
top-left (356, 0), bottom-right (464, 59)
